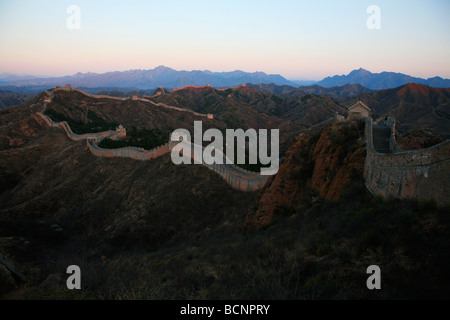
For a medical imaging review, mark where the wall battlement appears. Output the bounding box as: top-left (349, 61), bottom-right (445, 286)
top-left (168, 140), bottom-right (269, 192)
top-left (364, 117), bottom-right (450, 206)
top-left (87, 139), bottom-right (170, 161)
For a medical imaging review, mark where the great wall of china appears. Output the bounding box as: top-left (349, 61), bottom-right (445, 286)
top-left (50, 85), bottom-right (212, 118)
top-left (364, 116), bottom-right (450, 206)
top-left (86, 140), bottom-right (171, 161)
top-left (38, 85), bottom-right (268, 192)
top-left (36, 85), bottom-right (450, 201)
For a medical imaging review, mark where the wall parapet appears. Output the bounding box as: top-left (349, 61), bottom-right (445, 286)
top-left (381, 116), bottom-right (400, 153)
top-left (169, 139), bottom-right (270, 192)
top-left (87, 140), bottom-right (170, 161)
top-left (38, 112), bottom-right (124, 142)
top-left (36, 112), bottom-right (61, 128)
top-left (364, 117), bottom-right (450, 206)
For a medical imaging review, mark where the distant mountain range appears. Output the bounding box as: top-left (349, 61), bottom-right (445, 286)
top-left (0, 67), bottom-right (449, 91)
top-left (317, 68), bottom-right (450, 90)
top-left (0, 66), bottom-right (297, 89)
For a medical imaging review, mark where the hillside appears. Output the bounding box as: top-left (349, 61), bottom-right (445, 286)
top-left (150, 84), bottom-right (348, 132)
top-left (41, 89), bottom-right (225, 137)
top-left (0, 86), bottom-right (449, 299)
top-left (0, 90), bottom-right (34, 111)
top-left (246, 119), bottom-right (367, 227)
top-left (248, 83), bottom-right (375, 102)
top-left (0, 114), bottom-right (258, 298)
top-left (349, 83), bottom-right (450, 138)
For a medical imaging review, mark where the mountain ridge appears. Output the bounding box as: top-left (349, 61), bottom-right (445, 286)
top-left (1, 66), bottom-right (298, 89)
top-left (317, 68), bottom-right (450, 90)
top-left (2, 67), bottom-right (449, 91)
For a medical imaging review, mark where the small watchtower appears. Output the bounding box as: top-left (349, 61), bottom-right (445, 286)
top-left (116, 124), bottom-right (126, 137)
top-left (347, 100), bottom-right (371, 119)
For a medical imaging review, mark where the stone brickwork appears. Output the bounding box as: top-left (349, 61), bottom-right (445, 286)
top-left (168, 140), bottom-right (269, 192)
top-left (364, 117), bottom-right (450, 206)
top-left (87, 140), bottom-right (170, 161)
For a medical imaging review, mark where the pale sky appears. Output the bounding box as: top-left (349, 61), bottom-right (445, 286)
top-left (0, 0), bottom-right (449, 80)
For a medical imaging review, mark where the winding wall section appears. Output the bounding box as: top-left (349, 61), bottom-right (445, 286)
top-left (37, 86), bottom-right (269, 191)
top-left (168, 140), bottom-right (269, 191)
top-left (364, 117), bottom-right (450, 206)
top-left (52, 85), bottom-right (209, 118)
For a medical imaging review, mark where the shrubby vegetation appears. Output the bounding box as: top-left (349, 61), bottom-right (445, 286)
top-left (19, 179), bottom-right (450, 300)
top-left (44, 108), bottom-right (118, 134)
top-left (98, 127), bottom-right (166, 150)
top-left (44, 109), bottom-right (166, 150)
top-left (7, 110), bottom-right (449, 300)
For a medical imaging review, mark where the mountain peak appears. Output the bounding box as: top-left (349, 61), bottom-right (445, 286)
top-left (349, 68), bottom-right (371, 76)
top-left (154, 65), bottom-right (171, 70)
top-left (397, 82), bottom-right (432, 96)
top-left (172, 84), bottom-right (214, 93)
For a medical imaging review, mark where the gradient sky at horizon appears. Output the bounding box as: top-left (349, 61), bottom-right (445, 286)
top-left (0, 0), bottom-right (449, 80)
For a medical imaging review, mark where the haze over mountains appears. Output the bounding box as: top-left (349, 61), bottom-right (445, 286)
top-left (1, 66), bottom-right (449, 92)
top-left (0, 66), bottom-right (297, 90)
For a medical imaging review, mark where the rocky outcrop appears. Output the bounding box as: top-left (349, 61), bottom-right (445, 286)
top-left (246, 115), bottom-right (449, 228)
top-left (245, 120), bottom-right (366, 227)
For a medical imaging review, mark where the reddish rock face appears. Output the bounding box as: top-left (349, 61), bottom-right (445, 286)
top-left (245, 120), bottom-right (366, 228)
top-left (0, 113), bottom-right (47, 150)
top-left (395, 129), bottom-right (444, 150)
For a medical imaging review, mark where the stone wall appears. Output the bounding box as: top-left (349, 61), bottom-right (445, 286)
top-left (38, 109), bottom-right (165, 158)
top-left (36, 112), bottom-right (61, 128)
top-left (60, 121), bottom-right (123, 142)
top-left (88, 138), bottom-right (268, 191)
top-left (87, 140), bottom-right (170, 161)
top-left (53, 86), bottom-right (128, 102)
top-left (53, 86), bottom-right (209, 118)
top-left (168, 140), bottom-right (269, 192)
top-left (204, 161), bottom-right (270, 192)
top-left (39, 86), bottom-right (269, 192)
top-left (379, 116), bottom-right (401, 153)
top-left (364, 117), bottom-right (450, 206)
top-left (37, 112), bottom-right (122, 142)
